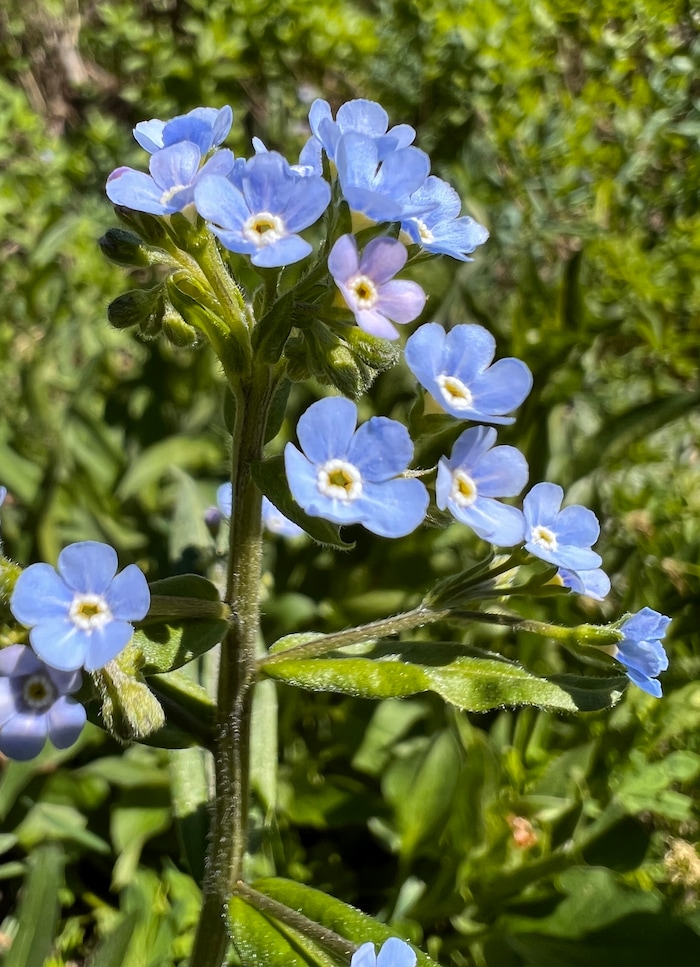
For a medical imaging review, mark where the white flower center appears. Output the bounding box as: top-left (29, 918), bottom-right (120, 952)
top-left (416, 219), bottom-right (434, 244)
top-left (160, 183), bottom-right (189, 205)
top-left (317, 459), bottom-right (363, 501)
top-left (243, 211), bottom-right (286, 247)
top-left (69, 593), bottom-right (113, 632)
top-left (436, 374), bottom-right (473, 410)
top-left (450, 471), bottom-right (478, 507)
top-left (22, 672), bottom-right (57, 711)
top-left (531, 525), bottom-right (558, 552)
top-left (347, 274), bottom-right (378, 310)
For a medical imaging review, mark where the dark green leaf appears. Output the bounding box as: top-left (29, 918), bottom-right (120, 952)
top-left (3, 844), bottom-right (63, 967)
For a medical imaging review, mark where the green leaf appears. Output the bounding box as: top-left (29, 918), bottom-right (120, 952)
top-left (261, 642), bottom-right (626, 713)
top-left (3, 844), bottom-right (63, 967)
top-left (250, 878), bottom-right (440, 967)
top-left (228, 896), bottom-right (323, 967)
top-left (116, 435), bottom-right (221, 502)
top-left (252, 455), bottom-right (354, 550)
top-left (87, 914), bottom-right (139, 967)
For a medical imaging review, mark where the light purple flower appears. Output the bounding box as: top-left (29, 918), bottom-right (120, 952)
top-left (401, 176), bottom-right (489, 261)
top-left (306, 98), bottom-right (415, 164)
top-left (133, 106), bottom-right (233, 155)
top-left (284, 397), bottom-right (428, 538)
top-left (328, 234), bottom-right (426, 339)
top-left (194, 152), bottom-right (331, 267)
top-left (335, 133), bottom-right (430, 222)
top-left (615, 607), bottom-right (670, 698)
top-left (0, 645), bottom-right (86, 760)
top-left (106, 143), bottom-right (234, 216)
top-left (405, 323), bottom-right (532, 424)
top-left (436, 426), bottom-right (528, 546)
top-left (10, 541), bottom-right (150, 673)
top-left (558, 567), bottom-right (610, 601)
top-left (351, 938), bottom-right (416, 967)
top-left (523, 483), bottom-right (602, 571)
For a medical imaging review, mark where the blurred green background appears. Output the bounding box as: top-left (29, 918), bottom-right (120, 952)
top-left (0, 1), bottom-right (699, 965)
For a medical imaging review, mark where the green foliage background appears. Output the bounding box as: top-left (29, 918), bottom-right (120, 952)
top-left (0, 1), bottom-right (699, 964)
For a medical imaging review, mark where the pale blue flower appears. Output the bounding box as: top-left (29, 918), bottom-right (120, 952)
top-left (133, 106), bottom-right (233, 155)
top-left (436, 426), bottom-right (528, 546)
top-left (216, 483), bottom-right (305, 538)
top-left (558, 567), bottom-right (610, 600)
top-left (351, 938), bottom-right (416, 967)
top-left (335, 133), bottom-right (430, 222)
top-left (284, 397), bottom-right (428, 538)
top-left (0, 645), bottom-right (86, 760)
top-left (10, 542), bottom-right (150, 673)
top-left (405, 323), bottom-right (532, 424)
top-left (523, 483), bottom-right (602, 571)
top-left (615, 607), bottom-right (670, 698)
top-left (0, 487), bottom-right (6, 507)
top-left (401, 175), bottom-right (489, 260)
top-left (307, 98), bottom-right (415, 163)
top-left (107, 143), bottom-right (234, 215)
top-left (194, 152), bottom-right (331, 267)
top-left (328, 234), bottom-right (426, 339)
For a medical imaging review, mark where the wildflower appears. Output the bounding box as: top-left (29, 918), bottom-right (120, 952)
top-left (401, 175), bottom-right (489, 261)
top-left (405, 323), bottom-right (532, 424)
top-left (133, 106), bottom-right (233, 155)
top-left (307, 98), bottom-right (415, 164)
top-left (557, 567), bottom-right (610, 601)
top-left (351, 938), bottom-right (416, 967)
top-left (436, 426), bottom-right (528, 546)
top-left (0, 487), bottom-right (6, 506)
top-left (615, 607), bottom-right (670, 698)
top-left (523, 483), bottom-right (602, 571)
top-left (0, 645), bottom-right (86, 760)
top-left (329, 234), bottom-right (426, 339)
top-left (194, 152), bottom-right (331, 267)
top-left (335, 133), bottom-right (430, 222)
top-left (10, 541), bottom-right (150, 673)
top-left (284, 397), bottom-right (428, 538)
top-left (107, 143), bottom-right (234, 216)
top-left (216, 483), bottom-right (305, 538)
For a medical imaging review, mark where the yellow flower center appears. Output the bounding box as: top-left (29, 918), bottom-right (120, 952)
top-left (348, 274), bottom-right (378, 309)
top-left (318, 460), bottom-right (363, 501)
top-left (531, 525), bottom-right (558, 551)
top-left (436, 374), bottom-right (473, 410)
top-left (243, 212), bottom-right (285, 246)
top-left (450, 471), bottom-right (478, 507)
top-left (69, 594), bottom-right (112, 631)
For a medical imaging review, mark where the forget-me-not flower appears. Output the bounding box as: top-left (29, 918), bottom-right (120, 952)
top-left (405, 323), bottom-right (533, 424)
top-left (329, 234), bottom-right (426, 339)
top-left (133, 106), bottom-right (233, 155)
top-left (401, 175), bottom-right (490, 261)
top-left (335, 133), bottom-right (430, 223)
top-left (0, 645), bottom-right (86, 760)
top-left (107, 143), bottom-right (234, 216)
top-left (11, 541), bottom-right (150, 673)
top-left (216, 483), bottom-right (305, 538)
top-left (558, 566), bottom-right (610, 601)
top-left (522, 483), bottom-right (602, 571)
top-left (194, 152), bottom-right (331, 267)
top-left (436, 426), bottom-right (528, 546)
top-left (284, 397), bottom-right (428, 538)
top-left (351, 938), bottom-right (416, 967)
top-left (307, 98), bottom-right (416, 164)
top-left (614, 607), bottom-right (670, 698)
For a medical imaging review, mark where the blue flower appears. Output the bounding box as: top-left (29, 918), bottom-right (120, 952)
top-left (401, 175), bottom-right (489, 261)
top-left (216, 483), bottom-right (305, 538)
top-left (335, 133), bottom-right (430, 222)
top-left (284, 397), bottom-right (428, 538)
top-left (351, 938), bottom-right (416, 967)
top-left (107, 143), bottom-right (234, 216)
top-left (133, 106), bottom-right (233, 155)
top-left (307, 98), bottom-right (415, 164)
top-left (405, 323), bottom-right (533, 424)
top-left (0, 645), bottom-right (86, 760)
top-left (558, 567), bottom-right (610, 600)
top-left (0, 486), bottom-right (6, 507)
top-left (194, 152), bottom-right (331, 267)
top-left (328, 234), bottom-right (426, 339)
top-left (10, 542), bottom-right (150, 673)
top-left (523, 483), bottom-right (602, 570)
top-left (615, 607), bottom-right (670, 698)
top-left (436, 426), bottom-right (528, 546)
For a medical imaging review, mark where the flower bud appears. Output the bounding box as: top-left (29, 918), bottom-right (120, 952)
top-left (161, 302), bottom-right (198, 347)
top-left (344, 326), bottom-right (401, 371)
top-left (107, 286), bottom-right (164, 332)
top-left (94, 656), bottom-right (165, 744)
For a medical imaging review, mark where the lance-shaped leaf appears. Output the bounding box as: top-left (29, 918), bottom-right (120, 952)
top-left (260, 642), bottom-right (627, 713)
top-left (228, 896), bottom-right (339, 967)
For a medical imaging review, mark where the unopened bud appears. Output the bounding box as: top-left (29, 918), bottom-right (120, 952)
top-left (344, 326), bottom-right (400, 371)
top-left (99, 228), bottom-right (175, 268)
top-left (94, 655), bottom-right (165, 744)
top-left (107, 286), bottom-right (164, 331)
top-left (161, 303), bottom-right (198, 347)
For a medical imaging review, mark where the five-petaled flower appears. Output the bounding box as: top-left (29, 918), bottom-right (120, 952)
top-left (522, 483), bottom-right (602, 571)
top-left (436, 426), bottom-right (528, 546)
top-left (0, 644), bottom-right (86, 760)
top-left (10, 541), bottom-right (150, 673)
top-left (306, 98), bottom-right (416, 164)
top-left (351, 938), bottom-right (416, 967)
top-left (329, 234), bottom-right (426, 339)
top-left (133, 105), bottom-right (233, 155)
top-left (194, 152), bottom-right (331, 267)
top-left (401, 175), bottom-right (489, 261)
top-left (405, 323), bottom-right (532, 424)
top-left (614, 607), bottom-right (670, 698)
top-left (284, 397), bottom-right (428, 538)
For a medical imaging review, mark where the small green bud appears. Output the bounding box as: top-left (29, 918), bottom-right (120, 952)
top-left (321, 343), bottom-right (372, 399)
top-left (161, 302), bottom-right (198, 347)
top-left (94, 652), bottom-right (165, 744)
top-left (99, 228), bottom-right (175, 268)
top-left (344, 326), bottom-right (401, 371)
top-left (107, 286), bottom-right (164, 331)
top-left (0, 557), bottom-right (22, 608)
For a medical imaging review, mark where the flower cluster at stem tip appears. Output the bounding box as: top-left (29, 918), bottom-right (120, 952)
top-left (1, 532), bottom-right (150, 760)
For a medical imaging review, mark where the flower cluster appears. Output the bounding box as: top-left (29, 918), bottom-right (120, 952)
top-left (3, 539), bottom-right (150, 759)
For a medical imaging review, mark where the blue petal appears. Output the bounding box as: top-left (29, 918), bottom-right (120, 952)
top-left (106, 169), bottom-right (170, 215)
top-left (472, 445), bottom-right (529, 497)
top-left (347, 417), bottom-right (413, 481)
top-left (376, 147), bottom-right (430, 200)
top-left (620, 607), bottom-right (671, 642)
top-left (194, 176), bottom-right (249, 229)
top-left (449, 426), bottom-right (497, 468)
top-left (470, 358), bottom-right (533, 417)
top-left (329, 234), bottom-right (360, 282)
top-left (285, 444), bottom-right (364, 526)
top-left (337, 99), bottom-right (389, 137)
top-left (217, 482), bottom-right (233, 517)
top-left (523, 483), bottom-right (564, 528)
top-left (360, 237), bottom-right (407, 284)
top-left (624, 667), bottom-right (662, 698)
top-left (162, 116), bottom-right (214, 154)
top-left (404, 323), bottom-right (445, 389)
top-left (133, 119), bottom-right (165, 152)
top-left (444, 325), bottom-right (496, 381)
top-left (149, 142), bottom-right (201, 190)
top-left (350, 943), bottom-right (377, 967)
top-left (356, 478), bottom-right (428, 538)
top-left (30, 620), bottom-right (88, 671)
top-left (242, 152), bottom-right (296, 213)
top-left (0, 679), bottom-right (17, 728)
top-left (47, 696), bottom-right (87, 749)
top-left (11, 563), bottom-right (73, 626)
top-left (295, 397), bottom-right (357, 464)
top-left (377, 938), bottom-right (416, 967)
top-left (105, 564), bottom-right (150, 622)
top-left (279, 175), bottom-right (330, 231)
top-left (450, 496), bottom-right (526, 546)
top-left (0, 711), bottom-right (48, 760)
top-left (251, 235), bottom-right (312, 268)
top-left (336, 133), bottom-right (380, 191)
top-left (83, 621), bottom-right (136, 672)
top-left (57, 541), bottom-right (118, 595)
top-left (554, 505), bottom-right (600, 546)
top-left (0, 644), bottom-right (42, 679)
